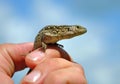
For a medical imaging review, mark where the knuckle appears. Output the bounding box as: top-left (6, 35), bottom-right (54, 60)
top-left (72, 63), bottom-right (85, 74)
top-left (44, 72), bottom-right (62, 84)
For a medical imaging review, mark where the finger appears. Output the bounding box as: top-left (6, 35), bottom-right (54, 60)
top-left (0, 42), bottom-right (33, 75)
top-left (0, 72), bottom-right (14, 84)
top-left (0, 43), bottom-right (33, 84)
top-left (46, 45), bottom-right (71, 61)
top-left (44, 67), bottom-right (87, 84)
top-left (25, 45), bottom-right (71, 69)
top-left (21, 58), bottom-right (86, 84)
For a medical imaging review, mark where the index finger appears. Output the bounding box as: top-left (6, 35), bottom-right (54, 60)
top-left (25, 45), bottom-right (71, 69)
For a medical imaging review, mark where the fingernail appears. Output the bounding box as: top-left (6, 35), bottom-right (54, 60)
top-left (22, 70), bottom-right (41, 83)
top-left (27, 50), bottom-right (45, 61)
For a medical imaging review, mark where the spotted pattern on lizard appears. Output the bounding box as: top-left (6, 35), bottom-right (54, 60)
top-left (34, 25), bottom-right (87, 50)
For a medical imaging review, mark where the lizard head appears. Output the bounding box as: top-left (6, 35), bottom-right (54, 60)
top-left (69, 25), bottom-right (87, 35)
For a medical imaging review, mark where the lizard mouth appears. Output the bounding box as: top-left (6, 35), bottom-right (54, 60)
top-left (78, 27), bottom-right (87, 34)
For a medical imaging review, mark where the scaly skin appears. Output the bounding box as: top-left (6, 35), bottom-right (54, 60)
top-left (34, 25), bottom-right (87, 50)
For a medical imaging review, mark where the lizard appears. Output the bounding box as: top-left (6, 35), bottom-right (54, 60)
top-left (27, 25), bottom-right (87, 74)
top-left (34, 25), bottom-right (87, 50)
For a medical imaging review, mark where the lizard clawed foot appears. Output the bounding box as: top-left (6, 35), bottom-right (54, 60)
top-left (55, 43), bottom-right (64, 48)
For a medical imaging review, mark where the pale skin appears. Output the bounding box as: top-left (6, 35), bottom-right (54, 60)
top-left (0, 42), bottom-right (87, 84)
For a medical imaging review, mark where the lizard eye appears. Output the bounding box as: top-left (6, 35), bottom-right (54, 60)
top-left (76, 26), bottom-right (80, 28)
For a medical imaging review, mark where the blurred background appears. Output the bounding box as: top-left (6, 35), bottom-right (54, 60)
top-left (0, 0), bottom-right (120, 84)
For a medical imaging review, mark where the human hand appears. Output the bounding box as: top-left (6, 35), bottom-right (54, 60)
top-left (0, 43), bottom-right (87, 84)
top-left (0, 43), bottom-right (33, 84)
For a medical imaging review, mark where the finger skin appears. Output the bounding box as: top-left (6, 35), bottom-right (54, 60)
top-left (0, 43), bottom-right (33, 84)
top-left (25, 45), bottom-right (71, 69)
top-left (0, 72), bottom-right (14, 84)
top-left (44, 67), bottom-right (87, 84)
top-left (0, 43), bottom-right (33, 72)
top-left (21, 45), bottom-right (87, 84)
top-left (41, 59), bottom-right (86, 84)
top-left (22, 58), bottom-right (87, 84)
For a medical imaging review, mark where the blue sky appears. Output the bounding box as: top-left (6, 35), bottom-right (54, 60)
top-left (0, 0), bottom-right (120, 84)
